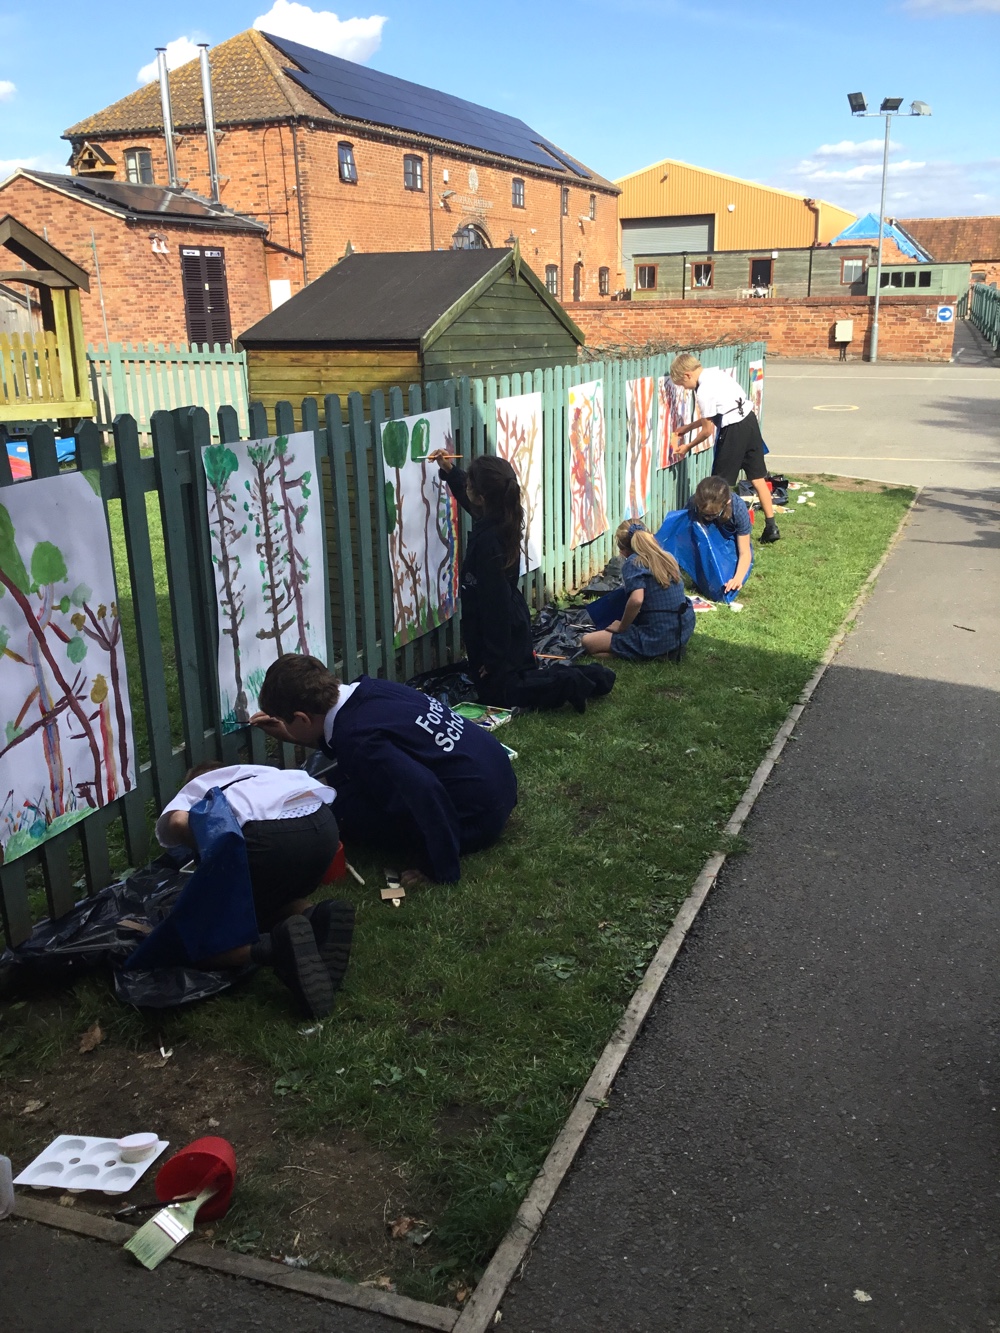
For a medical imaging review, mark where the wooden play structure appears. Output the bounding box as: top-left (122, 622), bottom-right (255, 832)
top-left (0, 215), bottom-right (95, 424)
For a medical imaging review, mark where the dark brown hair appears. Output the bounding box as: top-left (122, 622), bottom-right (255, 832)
top-left (258, 654), bottom-right (340, 722)
top-left (467, 455), bottom-right (525, 571)
top-left (184, 760), bottom-right (225, 783)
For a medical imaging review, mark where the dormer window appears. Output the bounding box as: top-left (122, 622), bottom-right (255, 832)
top-left (124, 148), bottom-right (154, 185)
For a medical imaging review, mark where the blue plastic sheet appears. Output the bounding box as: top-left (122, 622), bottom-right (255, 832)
top-left (654, 509), bottom-right (753, 605)
top-left (124, 790), bottom-right (258, 970)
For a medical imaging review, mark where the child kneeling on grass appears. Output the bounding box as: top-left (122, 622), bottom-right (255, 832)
top-left (688, 476), bottom-right (753, 595)
top-left (157, 763), bottom-right (355, 1019)
top-left (582, 520), bottom-right (695, 662)
top-left (252, 655), bottom-right (517, 891)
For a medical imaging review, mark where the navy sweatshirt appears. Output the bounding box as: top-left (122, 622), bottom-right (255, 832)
top-left (321, 675), bottom-right (517, 882)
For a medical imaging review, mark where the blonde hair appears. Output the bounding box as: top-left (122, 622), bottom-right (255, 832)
top-left (693, 476), bottom-right (732, 516)
top-left (669, 353), bottom-right (702, 385)
top-left (616, 520), bottom-right (682, 589)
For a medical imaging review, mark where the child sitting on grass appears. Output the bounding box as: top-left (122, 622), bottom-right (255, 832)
top-left (582, 520), bottom-right (695, 662)
top-left (688, 476), bottom-right (754, 595)
top-left (156, 762), bottom-right (354, 1019)
top-left (251, 655), bottom-right (517, 891)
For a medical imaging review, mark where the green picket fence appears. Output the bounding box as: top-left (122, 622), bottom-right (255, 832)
top-left (969, 283), bottom-right (1000, 350)
top-left (0, 340), bottom-right (763, 946)
top-left (87, 341), bottom-right (250, 446)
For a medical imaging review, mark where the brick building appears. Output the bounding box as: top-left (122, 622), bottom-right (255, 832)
top-left (61, 29), bottom-right (619, 333)
top-left (897, 216), bottom-right (1000, 289)
top-left (0, 170), bottom-right (269, 346)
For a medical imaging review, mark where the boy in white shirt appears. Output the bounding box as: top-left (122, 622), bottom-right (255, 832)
top-left (157, 762), bottom-right (353, 1018)
top-left (668, 353), bottom-right (780, 544)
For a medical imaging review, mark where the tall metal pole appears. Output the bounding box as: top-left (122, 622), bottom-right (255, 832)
top-left (156, 49), bottom-right (180, 190)
top-left (870, 112), bottom-right (892, 364)
top-left (198, 44), bottom-right (221, 205)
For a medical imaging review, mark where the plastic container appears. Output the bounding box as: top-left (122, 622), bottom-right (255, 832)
top-left (0, 1155), bottom-right (14, 1219)
top-left (117, 1133), bottom-right (159, 1163)
top-left (13, 1135), bottom-right (168, 1194)
top-left (154, 1137), bottom-right (236, 1222)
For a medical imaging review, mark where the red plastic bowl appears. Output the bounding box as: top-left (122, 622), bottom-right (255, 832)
top-left (154, 1136), bottom-right (237, 1221)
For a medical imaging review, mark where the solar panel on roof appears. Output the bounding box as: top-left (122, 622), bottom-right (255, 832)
top-left (264, 33), bottom-right (590, 179)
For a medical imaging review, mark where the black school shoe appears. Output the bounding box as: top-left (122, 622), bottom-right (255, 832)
top-left (306, 899), bottom-right (355, 995)
top-left (270, 914), bottom-right (335, 1018)
top-left (759, 519), bottom-right (781, 544)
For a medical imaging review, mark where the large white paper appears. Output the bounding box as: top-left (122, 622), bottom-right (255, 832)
top-left (0, 471), bottom-right (136, 861)
top-left (567, 379), bottom-right (608, 548)
top-left (203, 432), bottom-right (329, 731)
top-left (495, 392), bottom-right (543, 574)
top-left (379, 409), bottom-right (460, 648)
top-left (624, 377), bottom-right (654, 517)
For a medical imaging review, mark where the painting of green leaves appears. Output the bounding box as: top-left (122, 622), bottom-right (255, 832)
top-left (0, 472), bottom-right (135, 862)
top-left (379, 409), bottom-right (459, 649)
top-left (203, 432), bottom-right (329, 732)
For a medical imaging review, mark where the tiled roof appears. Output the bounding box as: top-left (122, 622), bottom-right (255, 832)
top-left (7, 171), bottom-right (267, 233)
top-left (896, 216), bottom-right (1000, 262)
top-left (64, 30), bottom-right (328, 137)
top-left (62, 30), bottom-right (616, 190)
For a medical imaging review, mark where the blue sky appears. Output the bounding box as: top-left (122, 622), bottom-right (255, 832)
top-left (1, 0), bottom-right (998, 218)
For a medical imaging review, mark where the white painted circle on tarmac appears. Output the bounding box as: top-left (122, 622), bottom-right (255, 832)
top-left (813, 404), bottom-right (859, 412)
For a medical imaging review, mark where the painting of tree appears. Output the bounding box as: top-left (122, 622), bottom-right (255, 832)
top-left (203, 432), bottom-right (328, 732)
top-left (495, 392), bottom-right (542, 574)
top-left (379, 408), bottom-right (459, 648)
top-left (624, 377), bottom-right (654, 518)
top-left (567, 379), bottom-right (608, 549)
top-left (656, 376), bottom-right (701, 469)
top-left (0, 471), bottom-right (135, 862)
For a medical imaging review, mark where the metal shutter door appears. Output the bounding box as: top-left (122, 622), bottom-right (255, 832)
top-left (621, 216), bottom-right (715, 282)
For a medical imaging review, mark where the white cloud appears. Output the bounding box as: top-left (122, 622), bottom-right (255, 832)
top-left (814, 139), bottom-right (902, 159)
top-left (0, 154), bottom-right (66, 181)
top-left (904, 0), bottom-right (1000, 12)
top-left (137, 36), bottom-right (202, 85)
top-left (253, 1), bottom-right (387, 61)
top-left (771, 147), bottom-right (1000, 217)
top-left (0, 80), bottom-right (15, 102)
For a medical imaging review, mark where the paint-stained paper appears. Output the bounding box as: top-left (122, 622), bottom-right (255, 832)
top-left (749, 359), bottom-right (765, 422)
top-left (0, 471), bottom-right (136, 861)
top-left (624, 377), bottom-right (654, 517)
top-left (495, 392), bottom-right (543, 573)
top-left (203, 432), bottom-right (329, 732)
top-left (380, 409), bottom-right (460, 648)
top-left (656, 376), bottom-right (701, 468)
top-left (568, 379), bottom-right (608, 548)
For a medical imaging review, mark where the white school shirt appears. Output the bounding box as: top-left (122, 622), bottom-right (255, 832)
top-left (695, 366), bottom-right (751, 429)
top-left (323, 680), bottom-right (361, 745)
top-left (156, 765), bottom-right (336, 847)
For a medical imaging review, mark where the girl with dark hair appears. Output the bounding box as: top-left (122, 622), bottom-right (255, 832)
top-left (431, 450), bottom-right (535, 705)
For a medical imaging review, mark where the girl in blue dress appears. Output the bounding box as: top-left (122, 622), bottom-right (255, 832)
top-left (582, 521), bottom-right (695, 662)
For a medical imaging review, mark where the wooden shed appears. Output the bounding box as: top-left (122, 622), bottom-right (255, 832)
top-left (240, 245), bottom-right (584, 418)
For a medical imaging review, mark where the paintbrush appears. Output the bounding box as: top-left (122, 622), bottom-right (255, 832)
top-left (123, 1183), bottom-right (219, 1270)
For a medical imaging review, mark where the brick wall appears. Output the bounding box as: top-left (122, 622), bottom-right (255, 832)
top-left (971, 260), bottom-right (1000, 286)
top-left (0, 175), bottom-right (270, 345)
top-left (572, 295), bottom-right (958, 362)
top-left (81, 123), bottom-right (620, 304)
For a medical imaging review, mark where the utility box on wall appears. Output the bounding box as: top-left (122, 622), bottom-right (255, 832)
top-left (834, 319), bottom-right (854, 342)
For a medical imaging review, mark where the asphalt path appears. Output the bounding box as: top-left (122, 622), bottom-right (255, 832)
top-left (763, 321), bottom-right (1000, 491)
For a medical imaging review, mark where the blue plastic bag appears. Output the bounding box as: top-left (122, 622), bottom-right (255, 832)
top-left (655, 509), bottom-right (753, 604)
top-left (124, 790), bottom-right (258, 970)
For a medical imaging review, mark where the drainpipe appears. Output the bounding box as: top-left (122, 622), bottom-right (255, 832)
top-left (427, 147), bottom-right (435, 250)
top-left (804, 198), bottom-right (821, 246)
top-left (156, 49), bottom-right (180, 189)
top-left (198, 44), bottom-right (221, 204)
top-left (290, 120), bottom-right (308, 286)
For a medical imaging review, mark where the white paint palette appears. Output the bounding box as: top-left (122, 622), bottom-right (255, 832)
top-left (14, 1135), bottom-right (168, 1195)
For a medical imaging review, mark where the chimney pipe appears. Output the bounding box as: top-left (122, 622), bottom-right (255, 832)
top-left (156, 48), bottom-right (180, 190)
top-left (198, 43), bottom-right (221, 204)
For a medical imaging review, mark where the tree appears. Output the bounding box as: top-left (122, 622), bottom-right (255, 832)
top-left (245, 441), bottom-right (294, 654)
top-left (274, 435), bottom-right (313, 652)
top-left (204, 444), bottom-right (250, 723)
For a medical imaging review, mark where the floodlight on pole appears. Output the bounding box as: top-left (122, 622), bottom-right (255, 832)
top-left (845, 91), bottom-right (932, 363)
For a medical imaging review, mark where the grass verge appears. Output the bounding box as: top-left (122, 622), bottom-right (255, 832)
top-left (0, 481), bottom-right (914, 1304)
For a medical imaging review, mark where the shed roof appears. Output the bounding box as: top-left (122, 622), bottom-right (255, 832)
top-left (1, 170), bottom-right (267, 234)
top-left (0, 214), bottom-right (90, 291)
top-left (895, 216), bottom-right (1000, 263)
top-left (239, 247), bottom-right (584, 348)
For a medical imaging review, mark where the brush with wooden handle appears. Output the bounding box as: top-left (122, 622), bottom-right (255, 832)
top-left (123, 1182), bottom-right (219, 1270)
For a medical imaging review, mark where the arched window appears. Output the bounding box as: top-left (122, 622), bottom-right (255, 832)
top-left (452, 224), bottom-right (490, 250)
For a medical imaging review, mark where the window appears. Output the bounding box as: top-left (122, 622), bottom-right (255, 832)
top-left (338, 142), bottom-right (357, 184)
top-left (636, 264), bottom-right (658, 290)
top-left (841, 258), bottom-right (865, 284)
top-left (692, 261), bottom-right (714, 289)
top-left (124, 148), bottom-right (153, 185)
top-left (403, 155), bottom-right (423, 191)
top-left (750, 258), bottom-right (773, 288)
top-left (512, 177), bottom-right (525, 209)
top-left (589, 194), bottom-right (596, 221)
top-left (598, 266), bottom-right (610, 296)
top-left (573, 262), bottom-right (583, 302)
top-left (890, 271), bottom-right (903, 287)
top-left (545, 264), bottom-right (559, 295)
top-left (919, 269), bottom-right (932, 287)
top-left (452, 224), bottom-right (489, 250)
top-left (181, 247), bottom-right (232, 347)
top-left (561, 186), bottom-right (569, 216)
top-left (904, 270), bottom-right (916, 287)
